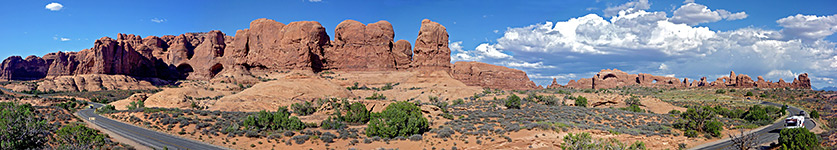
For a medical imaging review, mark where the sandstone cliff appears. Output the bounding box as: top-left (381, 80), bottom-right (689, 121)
top-left (0, 18), bottom-right (538, 91)
top-left (451, 61), bottom-right (538, 90)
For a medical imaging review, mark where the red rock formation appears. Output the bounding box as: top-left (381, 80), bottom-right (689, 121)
top-left (325, 20), bottom-right (397, 71)
top-left (0, 56), bottom-right (49, 80)
top-left (560, 70), bottom-right (811, 89)
top-left (547, 78), bottom-right (563, 89)
top-left (411, 19), bottom-right (451, 72)
top-left (451, 61), bottom-right (537, 90)
top-left (392, 40), bottom-right (412, 70)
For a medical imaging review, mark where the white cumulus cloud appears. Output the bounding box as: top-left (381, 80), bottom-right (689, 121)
top-left (776, 14), bottom-right (837, 41)
top-left (451, 1), bottom-right (837, 88)
top-left (45, 2), bottom-right (63, 11)
top-left (670, 3), bottom-right (747, 26)
top-left (603, 0), bottom-right (651, 17)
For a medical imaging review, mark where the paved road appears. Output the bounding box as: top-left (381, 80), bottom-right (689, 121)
top-left (78, 103), bottom-right (227, 150)
top-left (691, 102), bottom-right (816, 150)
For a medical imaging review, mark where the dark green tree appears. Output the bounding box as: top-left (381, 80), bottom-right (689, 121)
top-left (779, 128), bottom-right (819, 150)
top-left (505, 94), bottom-right (521, 109)
top-left (366, 101), bottom-right (429, 138)
top-left (0, 102), bottom-right (50, 149)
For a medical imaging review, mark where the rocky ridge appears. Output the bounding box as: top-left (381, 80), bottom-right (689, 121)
top-left (548, 69), bottom-right (811, 89)
top-left (0, 18), bottom-right (536, 90)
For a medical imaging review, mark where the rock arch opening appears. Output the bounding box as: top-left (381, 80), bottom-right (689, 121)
top-left (210, 63), bottom-right (224, 78)
top-left (602, 74), bottom-right (618, 80)
top-left (176, 64), bottom-right (194, 79)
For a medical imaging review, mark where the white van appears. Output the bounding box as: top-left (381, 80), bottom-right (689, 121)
top-left (784, 116), bottom-right (805, 129)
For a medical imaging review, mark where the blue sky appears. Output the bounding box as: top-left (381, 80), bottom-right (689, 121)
top-left (1, 0), bottom-right (836, 88)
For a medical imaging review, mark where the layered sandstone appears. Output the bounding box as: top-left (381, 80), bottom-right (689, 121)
top-left (451, 61), bottom-right (538, 90)
top-left (36, 74), bottom-right (158, 92)
top-left (554, 69), bottom-right (811, 89)
top-left (0, 18), bottom-right (538, 91)
top-left (411, 19), bottom-right (451, 72)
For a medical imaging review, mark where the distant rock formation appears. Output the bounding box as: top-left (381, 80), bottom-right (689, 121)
top-left (551, 69), bottom-right (811, 89)
top-left (451, 61), bottom-right (538, 90)
top-left (0, 18), bottom-right (538, 91)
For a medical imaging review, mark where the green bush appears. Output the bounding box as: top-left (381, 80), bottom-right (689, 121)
top-left (621, 105), bottom-right (645, 113)
top-left (575, 96), bottom-right (588, 107)
top-left (126, 100), bottom-right (145, 110)
top-left (620, 96), bottom-right (645, 113)
top-left (242, 107), bottom-right (306, 131)
top-left (684, 130), bottom-right (698, 138)
top-left (668, 110), bottom-right (681, 114)
top-left (96, 105), bottom-right (117, 114)
top-left (55, 123), bottom-right (108, 149)
top-left (779, 128), bottom-right (819, 150)
top-left (336, 102), bottom-right (370, 124)
top-left (291, 101), bottom-right (316, 116)
top-left (675, 106), bottom-right (721, 137)
top-left (452, 99), bottom-right (464, 106)
top-left (365, 93), bottom-right (387, 100)
top-left (745, 91), bottom-right (754, 96)
top-left (715, 89), bottom-right (726, 94)
top-left (0, 102), bottom-right (50, 149)
top-left (505, 94), bottom-right (521, 109)
top-left (320, 117), bottom-right (346, 130)
top-left (704, 120), bottom-right (723, 137)
top-left (743, 105), bottom-right (782, 125)
top-left (560, 132), bottom-right (647, 150)
top-left (810, 110), bottom-right (819, 119)
top-left (366, 101), bottom-right (429, 138)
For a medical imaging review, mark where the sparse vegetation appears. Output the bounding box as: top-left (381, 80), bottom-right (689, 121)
top-left (779, 128), bottom-right (820, 150)
top-left (560, 132), bottom-right (647, 150)
top-left (290, 101), bottom-right (316, 116)
top-left (0, 102), bottom-right (50, 149)
top-left (365, 93), bottom-right (387, 100)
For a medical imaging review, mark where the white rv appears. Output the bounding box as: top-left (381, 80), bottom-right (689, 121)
top-left (784, 116), bottom-right (805, 129)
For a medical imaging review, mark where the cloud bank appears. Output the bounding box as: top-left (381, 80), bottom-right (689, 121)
top-left (452, 0), bottom-right (837, 88)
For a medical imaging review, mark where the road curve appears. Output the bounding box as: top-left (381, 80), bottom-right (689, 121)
top-left (78, 103), bottom-right (228, 150)
top-left (691, 102), bottom-right (815, 150)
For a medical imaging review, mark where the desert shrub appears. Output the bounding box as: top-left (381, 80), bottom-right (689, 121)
top-left (96, 105), bottom-right (117, 114)
top-left (745, 91), bottom-right (754, 96)
top-left (292, 135), bottom-right (309, 144)
top-left (668, 110), bottom-right (681, 114)
top-left (365, 93), bottom-right (387, 100)
top-left (453, 99), bottom-right (464, 106)
top-left (778, 128), bottom-right (819, 150)
top-left (435, 127), bottom-right (454, 138)
top-left (505, 94), bottom-right (521, 109)
top-left (743, 105), bottom-right (782, 125)
top-left (290, 101), bottom-right (315, 116)
top-left (320, 117), bottom-right (346, 130)
top-left (675, 106), bottom-right (723, 137)
top-left (715, 89), bottom-right (726, 94)
top-left (621, 105), bottom-right (645, 113)
top-left (242, 107), bottom-right (306, 131)
top-left (409, 134), bottom-right (422, 141)
top-left (336, 102), bottom-right (370, 124)
top-left (684, 130), bottom-right (698, 138)
top-left (809, 110), bottom-right (819, 119)
top-left (320, 132), bottom-right (336, 143)
top-left (575, 96), bottom-right (588, 107)
top-left (0, 102), bottom-right (50, 149)
top-left (126, 100), bottom-right (145, 110)
top-left (55, 123), bottom-right (108, 149)
top-left (366, 101), bottom-right (429, 138)
top-left (561, 132), bottom-right (594, 150)
top-left (704, 120), bottom-right (723, 137)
